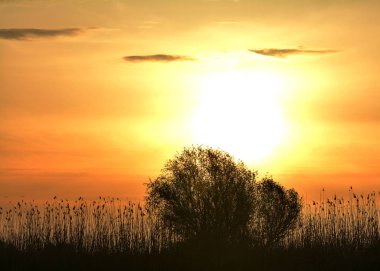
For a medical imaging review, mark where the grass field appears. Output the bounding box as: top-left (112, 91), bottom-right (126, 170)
top-left (1, 190), bottom-right (379, 270)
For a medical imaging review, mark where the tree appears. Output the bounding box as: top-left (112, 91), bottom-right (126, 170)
top-left (250, 177), bottom-right (302, 246)
top-left (146, 146), bottom-right (256, 245)
top-left (146, 146), bottom-right (302, 248)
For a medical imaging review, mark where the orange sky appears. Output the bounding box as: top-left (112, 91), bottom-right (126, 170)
top-left (1, 0), bottom-right (380, 202)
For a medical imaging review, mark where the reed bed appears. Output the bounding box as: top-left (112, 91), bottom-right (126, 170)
top-left (0, 197), bottom-right (177, 253)
top-left (1, 190), bottom-right (379, 253)
top-left (285, 189), bottom-right (380, 249)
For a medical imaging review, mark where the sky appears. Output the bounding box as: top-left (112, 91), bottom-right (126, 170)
top-left (1, 0), bottom-right (380, 202)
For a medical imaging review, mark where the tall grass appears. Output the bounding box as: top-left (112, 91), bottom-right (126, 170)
top-left (1, 190), bottom-right (379, 253)
top-left (0, 197), bottom-right (177, 253)
top-left (286, 189), bottom-right (380, 249)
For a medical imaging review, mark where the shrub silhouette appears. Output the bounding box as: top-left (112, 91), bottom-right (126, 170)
top-left (146, 146), bottom-right (256, 245)
top-left (250, 177), bottom-right (302, 246)
top-left (146, 146), bottom-right (302, 247)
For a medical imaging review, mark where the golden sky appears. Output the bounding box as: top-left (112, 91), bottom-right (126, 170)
top-left (1, 0), bottom-right (380, 201)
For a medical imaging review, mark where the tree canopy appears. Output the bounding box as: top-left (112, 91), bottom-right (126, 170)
top-left (251, 177), bottom-right (302, 246)
top-left (146, 146), bottom-right (301, 247)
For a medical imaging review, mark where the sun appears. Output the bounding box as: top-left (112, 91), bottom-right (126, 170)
top-left (191, 70), bottom-right (287, 164)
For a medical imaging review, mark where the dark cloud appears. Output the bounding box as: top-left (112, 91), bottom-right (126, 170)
top-left (123, 54), bottom-right (196, 63)
top-left (0, 28), bottom-right (83, 40)
top-left (249, 48), bottom-right (339, 58)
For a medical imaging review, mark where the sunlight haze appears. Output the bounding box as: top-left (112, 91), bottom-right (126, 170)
top-left (1, 0), bottom-right (380, 201)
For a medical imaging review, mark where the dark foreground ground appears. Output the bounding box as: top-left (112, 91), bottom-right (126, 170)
top-left (1, 243), bottom-right (379, 271)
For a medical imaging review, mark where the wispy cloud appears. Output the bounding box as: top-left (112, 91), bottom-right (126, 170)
top-left (249, 47), bottom-right (339, 58)
top-left (0, 28), bottom-right (84, 40)
top-left (123, 54), bottom-right (196, 63)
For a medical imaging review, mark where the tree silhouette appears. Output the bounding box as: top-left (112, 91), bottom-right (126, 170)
top-left (146, 146), bottom-right (256, 245)
top-left (250, 177), bottom-right (302, 246)
top-left (146, 146), bottom-right (302, 248)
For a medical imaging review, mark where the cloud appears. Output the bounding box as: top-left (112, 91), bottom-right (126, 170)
top-left (0, 28), bottom-right (84, 40)
top-left (123, 54), bottom-right (196, 63)
top-left (249, 47), bottom-right (339, 58)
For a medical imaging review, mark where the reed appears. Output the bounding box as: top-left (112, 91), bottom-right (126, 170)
top-left (285, 189), bottom-right (380, 249)
top-left (0, 197), bottom-right (177, 253)
top-left (1, 189), bottom-right (379, 253)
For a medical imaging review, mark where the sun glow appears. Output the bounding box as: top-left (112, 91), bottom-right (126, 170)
top-left (192, 70), bottom-right (287, 163)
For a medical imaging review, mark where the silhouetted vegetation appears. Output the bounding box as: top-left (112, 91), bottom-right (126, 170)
top-left (0, 146), bottom-right (379, 270)
top-left (146, 147), bottom-right (257, 246)
top-left (251, 177), bottom-right (302, 247)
